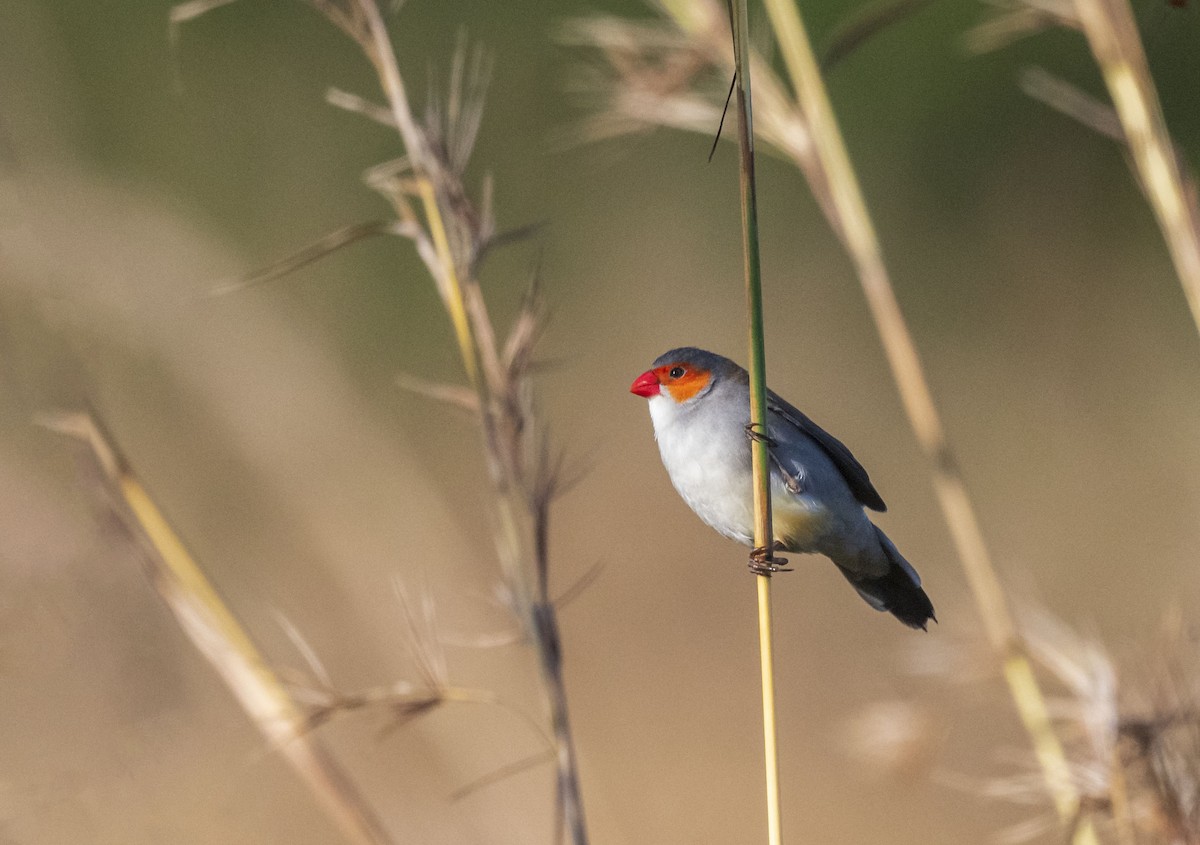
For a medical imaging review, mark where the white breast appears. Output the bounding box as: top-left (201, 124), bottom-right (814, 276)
top-left (648, 394), bottom-right (757, 544)
top-left (647, 392), bottom-right (833, 552)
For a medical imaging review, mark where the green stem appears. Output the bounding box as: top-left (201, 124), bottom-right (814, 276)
top-left (732, 19), bottom-right (772, 554)
top-left (730, 2), bottom-right (782, 843)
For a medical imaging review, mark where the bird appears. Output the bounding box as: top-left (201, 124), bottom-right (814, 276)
top-left (630, 346), bottom-right (935, 630)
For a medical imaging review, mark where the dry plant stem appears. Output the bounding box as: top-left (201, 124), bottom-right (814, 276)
top-left (732, 12), bottom-right (772, 560)
top-left (755, 575), bottom-right (783, 845)
top-left (180, 1), bottom-right (588, 838)
top-left (820, 0), bottom-right (934, 72)
top-left (417, 177), bottom-right (480, 387)
top-left (532, 604), bottom-right (588, 845)
top-left (758, 1), bottom-right (1095, 841)
top-left (1107, 745), bottom-right (1137, 845)
top-left (346, 6), bottom-right (588, 838)
top-left (422, 108), bottom-right (591, 845)
top-left (45, 414), bottom-right (394, 845)
top-left (353, 0), bottom-right (485, 389)
top-left (1004, 652), bottom-right (1094, 836)
top-left (1070, 0), bottom-right (1200, 340)
top-left (730, 2), bottom-right (783, 843)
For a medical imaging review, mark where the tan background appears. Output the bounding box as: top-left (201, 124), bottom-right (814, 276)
top-left (1, 1), bottom-right (1199, 842)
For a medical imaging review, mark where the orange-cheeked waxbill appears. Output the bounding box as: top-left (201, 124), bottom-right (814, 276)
top-left (630, 347), bottom-right (935, 630)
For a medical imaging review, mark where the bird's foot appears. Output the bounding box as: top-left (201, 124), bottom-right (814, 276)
top-left (744, 422), bottom-right (777, 447)
top-left (769, 452), bottom-right (805, 494)
top-left (748, 545), bottom-right (792, 575)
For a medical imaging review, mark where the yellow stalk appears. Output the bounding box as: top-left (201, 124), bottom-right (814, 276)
top-left (758, 1), bottom-right (1096, 841)
top-left (417, 178), bottom-right (479, 387)
top-left (1071, 0), bottom-right (1200, 339)
top-left (121, 477), bottom-right (274, 680)
top-left (48, 414), bottom-right (394, 845)
top-left (1002, 654), bottom-right (1078, 821)
top-left (757, 574), bottom-right (782, 845)
top-left (354, 2), bottom-right (482, 388)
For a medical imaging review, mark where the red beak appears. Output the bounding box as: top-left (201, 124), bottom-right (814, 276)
top-left (630, 370), bottom-right (661, 397)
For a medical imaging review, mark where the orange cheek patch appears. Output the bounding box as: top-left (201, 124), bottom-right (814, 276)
top-left (658, 367), bottom-right (711, 403)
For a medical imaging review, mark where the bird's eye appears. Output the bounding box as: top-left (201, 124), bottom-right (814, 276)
top-left (668, 366), bottom-right (685, 379)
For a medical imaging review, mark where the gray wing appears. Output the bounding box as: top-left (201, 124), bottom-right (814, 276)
top-left (766, 391), bottom-right (887, 512)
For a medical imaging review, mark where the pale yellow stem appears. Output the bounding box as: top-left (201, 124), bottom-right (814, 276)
top-left (1072, 0), bottom-right (1200, 339)
top-left (417, 178), bottom-right (479, 387)
top-left (757, 574), bottom-right (783, 845)
top-left (759, 2), bottom-right (1095, 842)
top-left (729, 0), bottom-right (784, 841)
top-left (73, 428), bottom-right (394, 845)
top-left (1002, 655), bottom-right (1079, 822)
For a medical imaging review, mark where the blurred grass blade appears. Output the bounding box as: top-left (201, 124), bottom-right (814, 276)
top-left (170, 0), bottom-right (242, 25)
top-left (820, 0), bottom-right (934, 72)
top-left (1020, 66), bottom-right (1198, 210)
top-left (964, 2), bottom-right (1079, 54)
top-left (327, 87), bottom-right (399, 128)
top-left (1020, 67), bottom-right (1125, 142)
top-left (449, 750), bottom-right (554, 802)
top-left (1070, 0), bottom-right (1200, 338)
top-left (395, 371), bottom-right (481, 413)
top-left (206, 220), bottom-right (416, 297)
top-left (41, 411), bottom-right (396, 845)
top-left (416, 177), bottom-right (481, 387)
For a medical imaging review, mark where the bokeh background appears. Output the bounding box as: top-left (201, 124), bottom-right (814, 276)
top-left (2, 1), bottom-right (1199, 843)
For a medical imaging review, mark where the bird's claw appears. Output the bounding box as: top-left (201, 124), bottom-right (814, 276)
top-left (748, 546), bottom-right (792, 575)
top-left (769, 452), bottom-right (804, 494)
top-left (744, 423), bottom-right (777, 447)
top-left (781, 471), bottom-right (803, 494)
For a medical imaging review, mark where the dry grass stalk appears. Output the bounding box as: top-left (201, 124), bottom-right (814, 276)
top-left (984, 609), bottom-right (1200, 844)
top-left (965, 0), bottom-right (1078, 52)
top-left (819, 0), bottom-right (935, 72)
top-left (567, 1), bottom-right (1094, 840)
top-left (755, 5), bottom-right (1096, 839)
top-left (1020, 66), bottom-right (1200, 218)
top-left (1070, 0), bottom-right (1200, 336)
top-left (39, 412), bottom-right (395, 845)
top-left (180, 2), bottom-right (590, 841)
top-left (1019, 67), bottom-right (1127, 143)
top-left (275, 581), bottom-right (553, 760)
top-left (972, 0), bottom-right (1200, 342)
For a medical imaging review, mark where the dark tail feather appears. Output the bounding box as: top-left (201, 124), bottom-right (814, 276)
top-left (838, 526), bottom-right (936, 630)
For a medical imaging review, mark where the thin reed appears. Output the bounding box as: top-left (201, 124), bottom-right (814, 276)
top-left (972, 0), bottom-right (1200, 341)
top-left (1067, 0), bottom-right (1200, 332)
top-left (728, 1), bottom-right (784, 842)
top-left (40, 412), bottom-right (395, 845)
